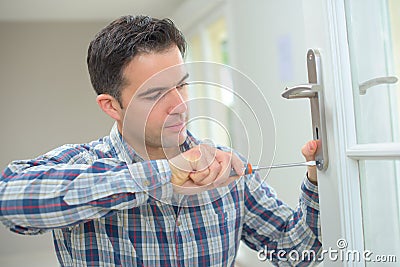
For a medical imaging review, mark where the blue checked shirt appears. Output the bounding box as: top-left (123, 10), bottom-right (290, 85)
top-left (0, 123), bottom-right (321, 266)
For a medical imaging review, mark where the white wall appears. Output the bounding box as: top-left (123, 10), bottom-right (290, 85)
top-left (228, 0), bottom-right (311, 212)
top-left (226, 1), bottom-right (313, 266)
top-left (0, 21), bottom-right (114, 267)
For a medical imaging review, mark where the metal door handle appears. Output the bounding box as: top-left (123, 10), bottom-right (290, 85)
top-left (282, 84), bottom-right (319, 99)
top-left (281, 49), bottom-right (328, 171)
top-left (359, 76), bottom-right (398, 95)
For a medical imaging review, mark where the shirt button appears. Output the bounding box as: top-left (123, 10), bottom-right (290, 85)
top-left (143, 180), bottom-right (150, 187)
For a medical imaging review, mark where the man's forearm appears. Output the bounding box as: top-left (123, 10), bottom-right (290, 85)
top-left (0, 154), bottom-right (172, 232)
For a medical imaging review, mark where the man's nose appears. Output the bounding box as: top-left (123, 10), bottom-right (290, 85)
top-left (167, 88), bottom-right (187, 114)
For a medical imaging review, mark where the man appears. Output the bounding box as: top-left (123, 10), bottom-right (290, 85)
top-left (0, 15), bottom-right (321, 266)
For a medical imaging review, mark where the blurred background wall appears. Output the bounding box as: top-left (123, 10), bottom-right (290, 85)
top-left (0, 20), bottom-right (114, 267)
top-left (0, 1), bottom-right (312, 266)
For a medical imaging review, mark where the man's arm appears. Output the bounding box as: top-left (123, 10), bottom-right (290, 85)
top-left (241, 140), bottom-right (321, 265)
top-left (0, 144), bottom-right (173, 234)
top-left (241, 174), bottom-right (321, 265)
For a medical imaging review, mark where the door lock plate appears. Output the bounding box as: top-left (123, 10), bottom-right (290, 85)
top-left (282, 49), bottom-right (328, 171)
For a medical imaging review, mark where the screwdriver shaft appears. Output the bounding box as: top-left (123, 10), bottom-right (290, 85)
top-left (253, 161), bottom-right (316, 170)
top-left (230, 161), bottom-right (316, 176)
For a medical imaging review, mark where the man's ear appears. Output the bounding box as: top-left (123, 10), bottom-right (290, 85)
top-left (96, 94), bottom-right (123, 121)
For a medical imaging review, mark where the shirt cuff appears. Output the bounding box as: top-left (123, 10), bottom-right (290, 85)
top-left (300, 174), bottom-right (319, 211)
top-left (137, 160), bottom-right (173, 203)
top-left (128, 160), bottom-right (171, 189)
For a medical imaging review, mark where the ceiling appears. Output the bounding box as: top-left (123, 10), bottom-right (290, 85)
top-left (0, 0), bottom-right (186, 21)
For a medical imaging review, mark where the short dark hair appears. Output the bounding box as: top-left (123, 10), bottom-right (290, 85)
top-left (87, 15), bottom-right (187, 107)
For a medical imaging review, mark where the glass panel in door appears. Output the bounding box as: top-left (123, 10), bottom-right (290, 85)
top-left (345, 0), bottom-right (400, 265)
top-left (358, 159), bottom-right (400, 265)
top-left (345, 0), bottom-right (399, 144)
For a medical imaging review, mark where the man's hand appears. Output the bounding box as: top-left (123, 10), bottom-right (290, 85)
top-left (301, 140), bottom-right (319, 185)
top-left (168, 144), bottom-right (244, 195)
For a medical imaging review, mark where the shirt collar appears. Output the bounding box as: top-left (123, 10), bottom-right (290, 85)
top-left (108, 122), bottom-right (199, 163)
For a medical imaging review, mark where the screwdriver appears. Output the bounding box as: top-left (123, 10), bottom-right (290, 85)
top-left (230, 161), bottom-right (317, 176)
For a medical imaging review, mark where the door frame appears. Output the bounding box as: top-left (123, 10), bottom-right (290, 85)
top-left (311, 0), bottom-right (365, 265)
top-left (316, 0), bottom-right (400, 266)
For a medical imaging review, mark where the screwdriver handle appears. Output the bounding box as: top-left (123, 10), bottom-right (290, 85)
top-left (230, 163), bottom-right (253, 176)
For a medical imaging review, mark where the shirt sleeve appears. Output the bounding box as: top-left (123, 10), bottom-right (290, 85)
top-left (241, 172), bottom-right (322, 266)
top-left (0, 145), bottom-right (173, 235)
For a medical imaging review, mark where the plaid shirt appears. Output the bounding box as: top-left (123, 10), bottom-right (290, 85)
top-left (0, 123), bottom-right (321, 266)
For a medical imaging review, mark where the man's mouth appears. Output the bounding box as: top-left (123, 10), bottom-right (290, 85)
top-left (164, 121), bottom-right (186, 132)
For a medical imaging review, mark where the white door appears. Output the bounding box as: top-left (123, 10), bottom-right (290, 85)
top-left (302, 0), bottom-right (400, 266)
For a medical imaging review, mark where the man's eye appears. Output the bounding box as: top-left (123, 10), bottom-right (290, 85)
top-left (176, 82), bottom-right (188, 90)
top-left (144, 83), bottom-right (188, 101)
top-left (145, 91), bottom-right (164, 100)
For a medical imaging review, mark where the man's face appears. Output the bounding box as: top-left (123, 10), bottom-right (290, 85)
top-left (120, 46), bottom-right (188, 157)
